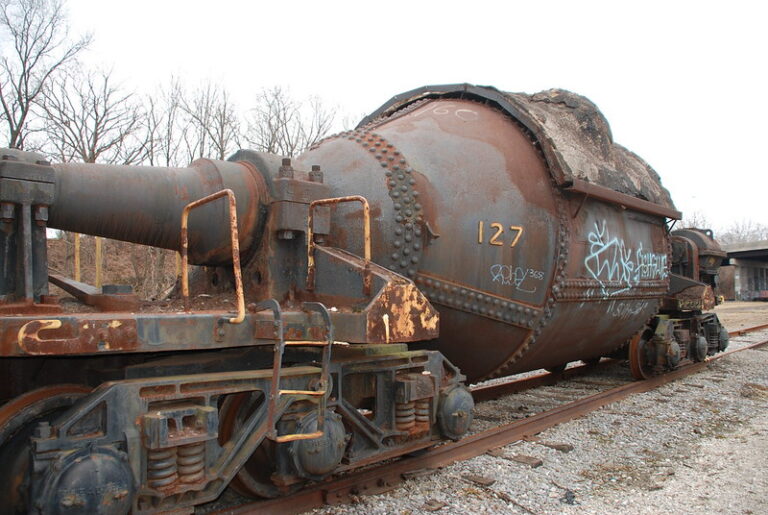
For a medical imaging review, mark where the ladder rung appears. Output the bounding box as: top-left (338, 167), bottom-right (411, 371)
top-left (274, 431), bottom-right (323, 443)
top-left (279, 389), bottom-right (326, 396)
top-left (284, 340), bottom-right (329, 346)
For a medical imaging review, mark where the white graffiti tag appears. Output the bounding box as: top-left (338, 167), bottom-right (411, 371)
top-left (584, 220), bottom-right (668, 297)
top-left (490, 264), bottom-right (544, 293)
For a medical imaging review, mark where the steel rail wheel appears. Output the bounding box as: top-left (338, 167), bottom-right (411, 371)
top-left (218, 391), bottom-right (300, 499)
top-left (0, 384), bottom-right (91, 512)
top-left (629, 330), bottom-right (654, 380)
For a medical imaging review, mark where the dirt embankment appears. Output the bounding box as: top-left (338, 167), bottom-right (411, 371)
top-left (47, 235), bottom-right (178, 300)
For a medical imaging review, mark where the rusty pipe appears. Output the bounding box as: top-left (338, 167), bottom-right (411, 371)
top-left (48, 158), bottom-right (268, 266)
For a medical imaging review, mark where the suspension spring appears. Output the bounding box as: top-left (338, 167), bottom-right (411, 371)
top-left (147, 447), bottom-right (178, 489)
top-left (415, 398), bottom-right (430, 425)
top-left (177, 442), bottom-right (206, 483)
top-left (395, 401), bottom-right (416, 430)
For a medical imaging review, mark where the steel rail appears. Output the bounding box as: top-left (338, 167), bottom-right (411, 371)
top-left (215, 336), bottom-right (768, 515)
top-left (728, 323), bottom-right (768, 337)
top-left (473, 322), bottom-right (768, 403)
top-left (471, 360), bottom-right (614, 402)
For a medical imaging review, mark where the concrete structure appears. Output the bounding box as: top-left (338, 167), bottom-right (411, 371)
top-left (722, 240), bottom-right (768, 300)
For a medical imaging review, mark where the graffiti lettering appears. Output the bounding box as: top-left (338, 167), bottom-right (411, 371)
top-left (607, 300), bottom-right (650, 320)
top-left (490, 264), bottom-right (544, 293)
top-left (584, 220), bottom-right (668, 298)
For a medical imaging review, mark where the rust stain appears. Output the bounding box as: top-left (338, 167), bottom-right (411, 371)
top-left (368, 281), bottom-right (439, 342)
top-left (17, 318), bottom-right (139, 355)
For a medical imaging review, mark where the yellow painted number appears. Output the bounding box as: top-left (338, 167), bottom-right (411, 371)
top-left (477, 221), bottom-right (524, 247)
top-left (489, 223), bottom-right (504, 246)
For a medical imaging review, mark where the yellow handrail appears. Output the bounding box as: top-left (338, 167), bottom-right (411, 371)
top-left (180, 189), bottom-right (245, 324)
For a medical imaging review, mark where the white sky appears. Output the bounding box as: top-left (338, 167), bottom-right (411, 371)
top-left (64, 0), bottom-right (766, 233)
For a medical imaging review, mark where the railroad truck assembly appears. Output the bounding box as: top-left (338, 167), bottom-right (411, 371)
top-left (0, 84), bottom-right (728, 513)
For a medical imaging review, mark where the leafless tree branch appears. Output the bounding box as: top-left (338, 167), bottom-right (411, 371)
top-left (0, 0), bottom-right (90, 148)
top-left (40, 68), bottom-right (143, 164)
top-left (244, 86), bottom-right (336, 157)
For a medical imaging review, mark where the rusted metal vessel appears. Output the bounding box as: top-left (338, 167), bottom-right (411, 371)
top-left (0, 84), bottom-right (728, 513)
top-left (299, 85), bottom-right (679, 381)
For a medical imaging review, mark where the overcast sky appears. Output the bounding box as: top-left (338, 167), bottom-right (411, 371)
top-left (64, 0), bottom-right (766, 232)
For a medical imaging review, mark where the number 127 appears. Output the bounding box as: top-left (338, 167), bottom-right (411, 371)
top-left (477, 221), bottom-right (524, 247)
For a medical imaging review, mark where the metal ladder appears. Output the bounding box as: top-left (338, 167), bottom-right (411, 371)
top-left (253, 299), bottom-right (334, 443)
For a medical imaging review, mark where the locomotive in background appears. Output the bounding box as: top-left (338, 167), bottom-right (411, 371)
top-left (0, 84), bottom-right (728, 513)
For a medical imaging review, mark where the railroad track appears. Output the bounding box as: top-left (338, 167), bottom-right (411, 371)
top-left (210, 324), bottom-right (768, 515)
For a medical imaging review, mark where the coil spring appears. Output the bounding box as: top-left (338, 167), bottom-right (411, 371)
top-left (177, 442), bottom-right (206, 483)
top-left (395, 401), bottom-right (416, 430)
top-left (415, 399), bottom-right (430, 424)
top-left (147, 447), bottom-right (178, 489)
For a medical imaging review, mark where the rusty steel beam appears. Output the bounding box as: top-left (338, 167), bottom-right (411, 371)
top-left (563, 178), bottom-right (683, 220)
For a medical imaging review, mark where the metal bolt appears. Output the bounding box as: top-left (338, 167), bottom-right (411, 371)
top-left (309, 165), bottom-right (323, 183)
top-left (33, 205), bottom-right (49, 222)
top-left (34, 421), bottom-right (52, 438)
top-left (0, 202), bottom-right (15, 220)
top-left (279, 158), bottom-right (294, 178)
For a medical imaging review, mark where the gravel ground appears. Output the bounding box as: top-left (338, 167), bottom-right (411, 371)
top-left (715, 301), bottom-right (768, 331)
top-left (312, 304), bottom-right (768, 515)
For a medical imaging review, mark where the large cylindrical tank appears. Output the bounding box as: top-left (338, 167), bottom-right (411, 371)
top-left (48, 158), bottom-right (269, 265)
top-left (298, 84), bottom-right (679, 382)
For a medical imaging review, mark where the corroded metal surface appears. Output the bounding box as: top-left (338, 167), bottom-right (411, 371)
top-left (0, 84), bottom-right (727, 513)
top-left (180, 188), bottom-right (245, 322)
top-left (215, 337), bottom-right (768, 514)
top-left (358, 84), bottom-right (678, 213)
top-left (302, 93), bottom-right (672, 381)
top-left (49, 158), bottom-right (268, 266)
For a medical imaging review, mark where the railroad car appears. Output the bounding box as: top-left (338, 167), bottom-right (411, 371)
top-left (0, 84), bottom-right (727, 513)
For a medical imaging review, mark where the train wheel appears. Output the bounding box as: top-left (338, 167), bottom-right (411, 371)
top-left (629, 330), bottom-right (654, 380)
top-left (0, 384), bottom-right (91, 512)
top-left (218, 392), bottom-right (300, 499)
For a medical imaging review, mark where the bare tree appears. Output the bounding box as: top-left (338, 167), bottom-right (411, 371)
top-left (180, 82), bottom-right (241, 161)
top-left (0, 0), bottom-right (90, 149)
top-left (41, 68), bottom-right (143, 164)
top-left (679, 211), bottom-right (712, 230)
top-left (718, 220), bottom-right (768, 244)
top-left (244, 86), bottom-right (336, 157)
top-left (139, 79), bottom-right (186, 167)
